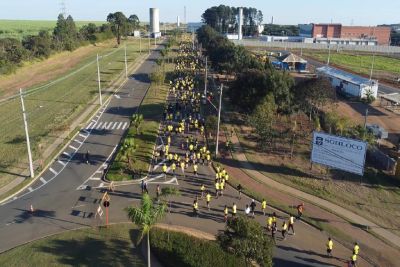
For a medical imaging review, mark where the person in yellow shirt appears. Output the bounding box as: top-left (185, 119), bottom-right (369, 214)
top-left (193, 199), bottom-right (199, 217)
top-left (288, 215), bottom-right (295, 235)
top-left (353, 242), bottom-right (359, 255)
top-left (162, 164), bottom-right (168, 179)
top-left (232, 203), bottom-right (237, 217)
top-left (350, 253), bottom-right (357, 266)
top-left (180, 161), bottom-right (185, 177)
top-left (224, 205), bottom-right (229, 222)
top-left (200, 184), bottom-right (205, 198)
top-left (267, 216), bottom-right (273, 231)
top-left (225, 173), bottom-right (229, 181)
top-left (327, 237), bottom-right (333, 257)
top-left (215, 181), bottom-right (220, 198)
top-left (261, 199), bottom-right (267, 216)
top-left (171, 162), bottom-right (176, 175)
top-left (193, 163), bottom-right (198, 176)
top-left (206, 192), bottom-right (211, 210)
top-left (281, 221), bottom-right (288, 240)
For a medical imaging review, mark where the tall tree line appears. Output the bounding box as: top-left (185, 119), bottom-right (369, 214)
top-left (201, 5), bottom-right (263, 35)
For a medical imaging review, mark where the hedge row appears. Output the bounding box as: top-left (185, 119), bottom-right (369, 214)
top-left (150, 228), bottom-right (245, 267)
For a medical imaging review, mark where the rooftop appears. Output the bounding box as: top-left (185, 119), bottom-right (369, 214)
top-left (316, 66), bottom-right (378, 86)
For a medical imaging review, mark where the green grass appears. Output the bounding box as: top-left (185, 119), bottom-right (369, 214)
top-left (302, 50), bottom-right (400, 79)
top-left (0, 39), bottom-right (150, 188)
top-left (0, 224), bottom-right (145, 267)
top-left (0, 20), bottom-right (105, 40)
top-left (107, 66), bottom-right (173, 181)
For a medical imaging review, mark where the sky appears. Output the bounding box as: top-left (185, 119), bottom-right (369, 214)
top-left (0, 0), bottom-right (399, 26)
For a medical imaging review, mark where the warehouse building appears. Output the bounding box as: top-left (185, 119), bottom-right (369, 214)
top-left (316, 66), bottom-right (378, 99)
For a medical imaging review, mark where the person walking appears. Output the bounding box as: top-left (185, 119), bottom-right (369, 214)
top-left (326, 237), bottom-right (333, 257)
top-left (281, 221), bottom-right (288, 240)
top-left (193, 163), bottom-right (198, 176)
top-left (180, 161), bottom-right (185, 177)
top-left (193, 199), bottom-right (199, 217)
top-left (224, 205), bottom-right (229, 222)
top-left (261, 199), bottom-right (267, 216)
top-left (85, 150), bottom-right (90, 164)
top-left (162, 163), bottom-right (168, 180)
top-left (245, 204), bottom-right (251, 216)
top-left (237, 184), bottom-right (243, 199)
top-left (350, 253), bottom-right (357, 267)
top-left (288, 215), bottom-right (295, 235)
top-left (200, 184), bottom-right (205, 198)
top-left (353, 242), bottom-right (360, 256)
top-left (140, 179), bottom-right (145, 194)
top-left (206, 192), bottom-right (211, 210)
top-left (232, 203), bottom-right (237, 217)
top-left (297, 202), bottom-right (304, 219)
top-left (272, 212), bottom-right (277, 228)
top-left (250, 199), bottom-right (256, 217)
top-left (156, 184), bottom-right (161, 202)
top-left (271, 223), bottom-right (277, 243)
top-left (267, 215), bottom-right (273, 231)
top-left (215, 180), bottom-right (220, 198)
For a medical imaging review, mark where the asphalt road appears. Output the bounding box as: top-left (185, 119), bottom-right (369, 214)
top-left (306, 57), bottom-right (400, 94)
top-left (0, 49), bottom-right (159, 253)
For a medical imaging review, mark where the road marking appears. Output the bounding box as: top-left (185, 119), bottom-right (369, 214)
top-left (153, 159), bottom-right (166, 170)
top-left (13, 196), bottom-right (17, 200)
top-left (57, 160), bottom-right (66, 166)
top-left (69, 145), bottom-right (78, 151)
top-left (63, 152), bottom-right (71, 158)
top-left (102, 122), bottom-right (109, 129)
top-left (74, 139), bottom-right (83, 145)
top-left (83, 129), bottom-right (90, 135)
top-left (122, 122), bottom-right (128, 130)
top-left (49, 168), bottom-right (58, 175)
top-left (90, 177), bottom-right (101, 181)
top-left (117, 122), bottom-right (123, 130)
top-left (86, 122), bottom-right (94, 129)
top-left (40, 177), bottom-right (47, 184)
top-left (28, 187), bottom-right (33, 192)
top-left (99, 182), bottom-right (104, 188)
top-left (111, 122), bottom-right (118, 130)
top-left (79, 133), bottom-right (87, 138)
top-left (96, 122), bottom-right (104, 129)
top-left (72, 204), bottom-right (86, 208)
top-left (115, 94), bottom-right (121, 99)
top-left (105, 122), bottom-right (112, 130)
top-left (96, 170), bottom-right (103, 174)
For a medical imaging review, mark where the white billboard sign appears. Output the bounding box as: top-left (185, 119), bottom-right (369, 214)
top-left (311, 132), bottom-right (367, 175)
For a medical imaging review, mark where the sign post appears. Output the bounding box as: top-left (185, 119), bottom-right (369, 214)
top-left (103, 200), bottom-right (110, 226)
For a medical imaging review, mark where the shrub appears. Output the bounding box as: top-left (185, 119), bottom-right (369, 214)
top-left (150, 228), bottom-right (246, 267)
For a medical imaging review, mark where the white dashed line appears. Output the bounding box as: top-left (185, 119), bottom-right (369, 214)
top-left (40, 177), bottom-right (47, 184)
top-left (49, 168), bottom-right (58, 175)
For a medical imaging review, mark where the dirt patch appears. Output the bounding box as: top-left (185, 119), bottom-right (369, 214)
top-left (0, 41), bottom-right (115, 98)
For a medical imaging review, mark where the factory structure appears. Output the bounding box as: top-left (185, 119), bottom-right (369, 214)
top-left (149, 8), bottom-right (161, 38)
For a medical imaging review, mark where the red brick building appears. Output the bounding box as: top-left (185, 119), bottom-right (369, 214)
top-left (311, 24), bottom-right (391, 45)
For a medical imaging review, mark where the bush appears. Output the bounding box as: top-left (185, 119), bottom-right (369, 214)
top-left (150, 228), bottom-right (246, 267)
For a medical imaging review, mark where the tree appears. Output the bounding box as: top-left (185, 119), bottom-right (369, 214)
top-left (266, 70), bottom-right (294, 114)
top-left (53, 14), bottom-right (78, 51)
top-left (22, 30), bottom-right (52, 58)
top-left (249, 94), bottom-right (277, 151)
top-left (128, 14), bottom-right (140, 31)
top-left (119, 137), bottom-right (137, 171)
top-left (107, 12), bottom-right (128, 45)
top-left (126, 193), bottom-right (166, 267)
top-left (205, 115), bottom-right (218, 138)
top-left (217, 215), bottom-right (274, 267)
top-left (131, 113), bottom-right (144, 134)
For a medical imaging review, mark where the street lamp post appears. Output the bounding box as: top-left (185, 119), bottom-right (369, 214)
top-left (96, 54), bottom-right (103, 105)
top-left (204, 57), bottom-right (208, 97)
top-left (19, 88), bottom-right (34, 178)
top-left (215, 84), bottom-right (223, 157)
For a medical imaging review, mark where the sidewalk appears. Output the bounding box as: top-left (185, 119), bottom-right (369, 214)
top-left (218, 129), bottom-right (400, 266)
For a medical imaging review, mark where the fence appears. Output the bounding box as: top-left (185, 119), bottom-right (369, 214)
top-left (232, 39), bottom-right (400, 54)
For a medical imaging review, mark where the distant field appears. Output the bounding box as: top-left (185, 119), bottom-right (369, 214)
top-left (0, 20), bottom-right (105, 39)
top-left (301, 50), bottom-right (400, 84)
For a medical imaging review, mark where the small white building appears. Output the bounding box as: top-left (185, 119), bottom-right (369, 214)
top-left (316, 66), bottom-right (378, 99)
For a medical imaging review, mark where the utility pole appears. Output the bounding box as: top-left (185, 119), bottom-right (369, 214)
top-left (369, 52), bottom-right (376, 80)
top-left (154, 36), bottom-right (157, 47)
top-left (20, 88), bottom-right (34, 178)
top-left (96, 54), bottom-right (103, 105)
top-left (139, 35), bottom-right (142, 54)
top-left (124, 44), bottom-right (128, 79)
top-left (327, 42), bottom-right (331, 65)
top-left (215, 84), bottom-right (223, 157)
top-left (364, 108), bottom-right (369, 128)
top-left (148, 35), bottom-right (151, 54)
top-left (204, 57), bottom-right (208, 97)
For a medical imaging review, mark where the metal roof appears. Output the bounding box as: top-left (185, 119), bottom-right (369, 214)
top-left (381, 93), bottom-right (400, 105)
top-left (316, 66), bottom-right (378, 86)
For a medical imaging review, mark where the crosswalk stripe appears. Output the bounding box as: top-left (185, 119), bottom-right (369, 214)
top-left (105, 122), bottom-right (112, 130)
top-left (102, 122), bottom-right (109, 129)
top-left (122, 122), bottom-right (128, 130)
top-left (117, 122), bottom-right (123, 130)
top-left (49, 168), bottom-right (58, 175)
top-left (96, 122), bottom-right (103, 129)
top-left (39, 177), bottom-right (47, 184)
top-left (63, 152), bottom-right (71, 158)
top-left (111, 122), bottom-right (118, 130)
top-left (69, 145), bottom-right (78, 151)
top-left (58, 160), bottom-right (66, 166)
top-left (86, 122), bottom-right (94, 129)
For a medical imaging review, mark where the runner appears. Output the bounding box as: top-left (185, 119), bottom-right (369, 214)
top-left (297, 202), bottom-right (304, 219)
top-left (193, 199), bottom-right (199, 217)
top-left (206, 192), bottom-right (211, 210)
top-left (250, 199), bottom-right (256, 217)
top-left (281, 221), bottom-right (288, 240)
top-left (162, 163), bottom-right (168, 180)
top-left (224, 205), bottom-right (229, 222)
top-left (156, 185), bottom-right (161, 202)
top-left (326, 237), bottom-right (333, 257)
top-left (245, 204), bottom-right (250, 216)
top-left (232, 203), bottom-right (237, 217)
top-left (200, 184), bottom-right (205, 198)
top-left (288, 214), bottom-right (295, 235)
top-left (237, 184), bottom-right (243, 199)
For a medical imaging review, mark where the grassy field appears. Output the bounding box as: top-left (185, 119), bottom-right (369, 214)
top-left (0, 39), bottom-right (150, 188)
top-left (107, 56), bottom-right (174, 181)
top-left (301, 50), bottom-right (400, 84)
top-left (0, 224), bottom-right (145, 267)
top-left (0, 20), bottom-right (105, 39)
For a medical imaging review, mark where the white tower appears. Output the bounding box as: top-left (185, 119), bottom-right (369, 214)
top-left (149, 8), bottom-right (160, 35)
top-left (177, 16), bottom-right (180, 28)
top-left (238, 8), bottom-right (243, 40)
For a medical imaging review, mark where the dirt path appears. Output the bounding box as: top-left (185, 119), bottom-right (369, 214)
top-left (0, 41), bottom-right (115, 98)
